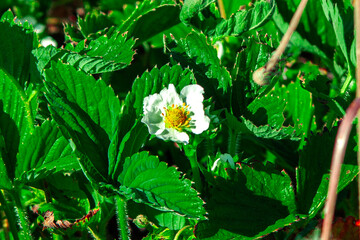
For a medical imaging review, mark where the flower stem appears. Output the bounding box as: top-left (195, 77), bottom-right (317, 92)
top-left (0, 190), bottom-right (20, 240)
top-left (354, 0), bottom-right (360, 229)
top-left (9, 190), bottom-right (32, 240)
top-left (115, 195), bottom-right (130, 240)
top-left (184, 145), bottom-right (202, 192)
top-left (217, 0), bottom-right (226, 19)
top-left (321, 98), bottom-right (360, 240)
top-left (253, 0), bottom-right (308, 85)
top-left (174, 225), bottom-right (191, 240)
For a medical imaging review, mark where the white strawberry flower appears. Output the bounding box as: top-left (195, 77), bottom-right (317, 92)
top-left (141, 84), bottom-right (210, 144)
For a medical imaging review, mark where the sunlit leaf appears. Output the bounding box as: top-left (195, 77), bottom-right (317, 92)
top-left (118, 152), bottom-right (206, 219)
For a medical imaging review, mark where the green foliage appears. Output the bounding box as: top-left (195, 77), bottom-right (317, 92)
top-left (296, 129), bottom-right (359, 217)
top-left (33, 32), bottom-right (135, 74)
top-left (118, 151), bottom-right (206, 219)
top-left (114, 0), bottom-right (182, 45)
top-left (0, 9), bottom-right (38, 87)
top-left (166, 31), bottom-right (232, 108)
top-left (196, 163), bottom-right (298, 239)
top-left (16, 120), bottom-right (78, 183)
top-left (180, 0), bottom-right (275, 40)
top-left (0, 1), bottom-right (359, 239)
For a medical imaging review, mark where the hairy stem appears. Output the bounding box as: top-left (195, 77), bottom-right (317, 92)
top-left (184, 145), bottom-right (202, 192)
top-left (354, 0), bottom-right (360, 227)
top-left (321, 98), bottom-right (360, 240)
top-left (253, 0), bottom-right (308, 85)
top-left (115, 195), bottom-right (130, 240)
top-left (0, 191), bottom-right (19, 240)
top-left (10, 190), bottom-right (32, 240)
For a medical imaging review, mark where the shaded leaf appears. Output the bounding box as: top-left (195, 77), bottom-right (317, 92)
top-left (0, 69), bottom-right (37, 181)
top-left (166, 31), bottom-right (231, 107)
top-left (231, 35), bottom-right (273, 116)
top-left (180, 0), bottom-right (275, 40)
top-left (78, 10), bottom-right (114, 39)
top-left (109, 120), bottom-right (148, 181)
top-left (45, 64), bottom-right (109, 182)
top-left (296, 128), bottom-right (359, 217)
top-left (195, 163), bottom-right (298, 239)
top-left (15, 120), bottom-right (78, 183)
top-left (45, 61), bottom-right (121, 138)
top-left (116, 0), bottom-right (181, 45)
top-left (0, 9), bottom-right (38, 87)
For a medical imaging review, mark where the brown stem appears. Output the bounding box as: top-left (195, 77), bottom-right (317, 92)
top-left (253, 0), bottom-right (308, 85)
top-left (354, 0), bottom-right (360, 228)
top-left (217, 0), bottom-right (226, 19)
top-left (321, 98), bottom-right (360, 240)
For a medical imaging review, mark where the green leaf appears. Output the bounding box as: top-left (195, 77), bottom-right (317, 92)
top-left (272, 7), bottom-right (330, 64)
top-left (44, 64), bottom-right (112, 183)
top-left (180, 0), bottom-right (215, 25)
top-left (109, 120), bottom-right (148, 181)
top-left (247, 93), bottom-right (287, 128)
top-left (180, 0), bottom-right (275, 40)
top-left (166, 31), bottom-right (231, 107)
top-left (231, 35), bottom-right (273, 116)
top-left (32, 31), bottom-right (135, 74)
top-left (128, 201), bottom-right (186, 230)
top-left (247, 78), bottom-right (316, 147)
top-left (222, 0), bottom-right (249, 18)
top-left (0, 9), bottom-right (38, 87)
top-left (78, 10), bottom-right (114, 39)
top-left (116, 0), bottom-right (181, 45)
top-left (45, 61), bottom-right (121, 138)
top-left (195, 163), bottom-right (298, 239)
top-left (151, 211), bottom-right (186, 230)
top-left (296, 128), bottom-right (359, 217)
top-left (118, 152), bottom-right (206, 219)
top-left (15, 120), bottom-right (78, 183)
top-left (208, 0), bottom-right (275, 40)
top-left (0, 70), bottom-right (37, 181)
top-left (226, 111), bottom-right (299, 141)
top-left (321, 0), bottom-right (352, 68)
top-left (0, 121), bottom-right (13, 190)
top-left (64, 23), bottom-right (84, 43)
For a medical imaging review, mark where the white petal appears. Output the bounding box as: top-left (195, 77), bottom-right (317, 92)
top-left (160, 84), bottom-right (183, 106)
top-left (143, 93), bottom-right (165, 114)
top-left (180, 84), bottom-right (205, 108)
top-left (156, 128), bottom-right (189, 144)
top-left (142, 93), bottom-right (167, 135)
top-left (191, 114), bottom-right (210, 134)
top-left (141, 112), bottom-right (165, 135)
top-left (180, 84), bottom-right (209, 134)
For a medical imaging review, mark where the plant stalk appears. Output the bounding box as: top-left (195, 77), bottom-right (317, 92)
top-left (354, 0), bottom-right (360, 228)
top-left (217, 0), bottom-right (226, 19)
top-left (184, 145), bottom-right (202, 192)
top-left (321, 98), bottom-right (360, 240)
top-left (174, 225), bottom-right (191, 240)
top-left (9, 190), bottom-right (32, 240)
top-left (0, 190), bottom-right (20, 240)
top-left (115, 195), bottom-right (130, 240)
top-left (253, 0), bottom-right (308, 85)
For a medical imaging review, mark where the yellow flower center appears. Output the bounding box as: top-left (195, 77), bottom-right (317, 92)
top-left (162, 103), bottom-right (191, 131)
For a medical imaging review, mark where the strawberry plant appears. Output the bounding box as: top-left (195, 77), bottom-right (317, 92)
top-left (0, 0), bottom-right (359, 239)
